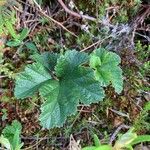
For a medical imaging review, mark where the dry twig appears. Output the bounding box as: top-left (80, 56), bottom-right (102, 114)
top-left (32, 0), bottom-right (77, 37)
top-left (109, 124), bottom-right (130, 145)
top-left (57, 0), bottom-right (97, 21)
top-left (81, 35), bottom-right (112, 52)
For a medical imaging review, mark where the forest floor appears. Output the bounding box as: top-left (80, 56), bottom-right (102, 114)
top-left (0, 0), bottom-right (150, 149)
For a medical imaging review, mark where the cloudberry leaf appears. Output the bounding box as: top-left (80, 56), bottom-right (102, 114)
top-left (55, 50), bottom-right (105, 105)
top-left (2, 120), bottom-right (23, 150)
top-left (39, 50), bottom-right (105, 128)
top-left (14, 62), bottom-right (51, 99)
top-left (32, 52), bottom-right (59, 71)
top-left (14, 50), bottom-right (111, 129)
top-left (90, 48), bottom-right (123, 94)
top-left (39, 80), bottom-right (79, 128)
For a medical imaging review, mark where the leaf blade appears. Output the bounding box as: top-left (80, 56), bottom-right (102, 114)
top-left (14, 62), bottom-right (51, 99)
top-left (90, 48), bottom-right (123, 94)
top-left (32, 52), bottom-right (59, 71)
top-left (39, 80), bottom-right (79, 128)
top-left (39, 50), bottom-right (105, 128)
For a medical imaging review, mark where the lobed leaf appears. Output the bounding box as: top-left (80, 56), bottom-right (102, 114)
top-left (32, 52), bottom-right (59, 71)
top-left (2, 120), bottom-right (23, 150)
top-left (14, 50), bottom-right (123, 129)
top-left (14, 62), bottom-right (51, 99)
top-left (40, 50), bottom-right (105, 128)
top-left (90, 48), bottom-right (123, 94)
top-left (39, 80), bottom-right (79, 128)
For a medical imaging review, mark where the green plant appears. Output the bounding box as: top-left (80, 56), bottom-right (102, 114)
top-left (0, 51), bottom-right (4, 63)
top-left (1, 108), bottom-right (8, 121)
top-left (82, 128), bottom-right (150, 150)
top-left (82, 134), bottom-right (112, 150)
top-left (0, 120), bottom-right (23, 150)
top-left (0, 1), bottom-right (17, 36)
top-left (14, 48), bottom-right (123, 129)
top-left (0, 1), bottom-right (15, 35)
top-left (135, 41), bottom-right (150, 77)
top-left (90, 48), bottom-right (123, 93)
top-left (133, 101), bottom-right (150, 132)
top-left (0, 0), bottom-right (29, 47)
top-left (0, 63), bottom-right (15, 79)
top-left (6, 27), bottom-right (29, 47)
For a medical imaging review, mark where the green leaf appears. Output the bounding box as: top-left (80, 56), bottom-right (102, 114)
top-left (32, 52), bottom-right (59, 71)
top-left (39, 80), bottom-right (79, 128)
top-left (94, 145), bottom-right (112, 150)
top-left (130, 135), bottom-right (150, 146)
top-left (2, 120), bottom-right (23, 150)
top-left (82, 134), bottom-right (111, 150)
top-left (19, 28), bottom-right (29, 41)
top-left (4, 19), bottom-right (19, 39)
top-left (82, 146), bottom-right (97, 150)
top-left (55, 50), bottom-right (105, 105)
top-left (6, 40), bottom-right (21, 47)
top-left (144, 101), bottom-right (150, 111)
top-left (90, 48), bottom-right (123, 94)
top-left (25, 42), bottom-right (38, 54)
top-left (14, 62), bottom-right (51, 99)
top-left (93, 134), bottom-right (101, 146)
top-left (12, 129), bottom-right (22, 150)
top-left (0, 135), bottom-right (11, 150)
top-left (14, 50), bottom-right (105, 129)
top-left (39, 50), bottom-right (105, 128)
top-left (114, 128), bottom-right (137, 149)
top-left (89, 55), bottom-right (101, 69)
top-left (82, 145), bottom-right (112, 150)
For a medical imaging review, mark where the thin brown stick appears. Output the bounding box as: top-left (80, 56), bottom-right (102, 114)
top-left (32, 0), bottom-right (77, 37)
top-left (23, 137), bottom-right (45, 150)
top-left (109, 124), bottom-right (130, 145)
top-left (81, 35), bottom-right (112, 52)
top-left (80, 40), bottom-right (101, 52)
top-left (57, 0), bottom-right (97, 22)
